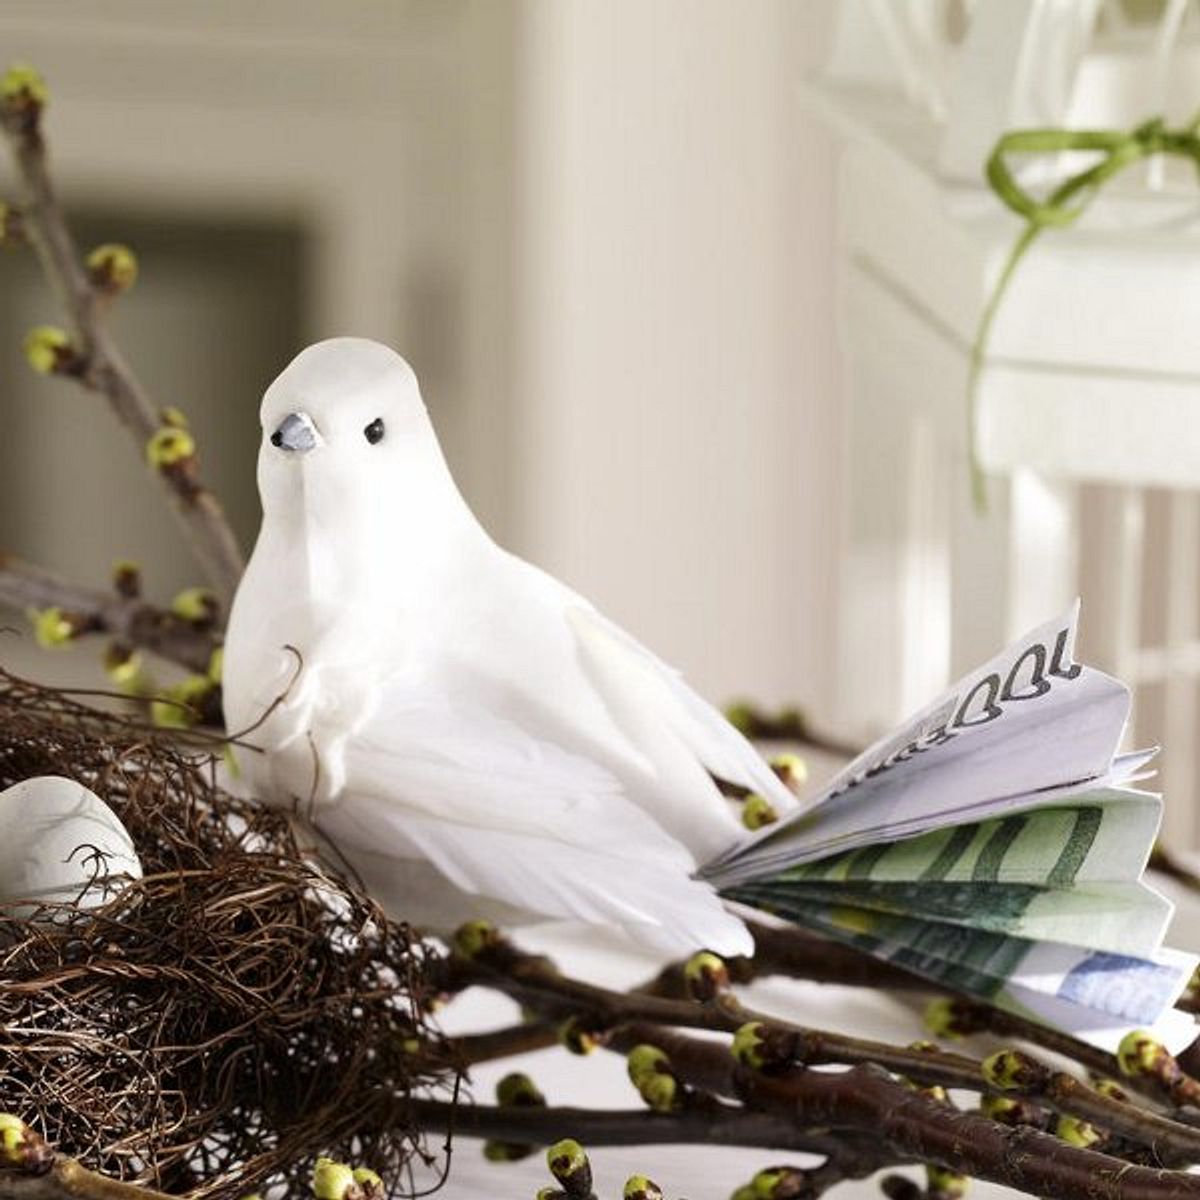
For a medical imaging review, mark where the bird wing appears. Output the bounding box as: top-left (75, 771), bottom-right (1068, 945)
top-left (321, 687), bottom-right (751, 955)
top-left (566, 605), bottom-right (799, 817)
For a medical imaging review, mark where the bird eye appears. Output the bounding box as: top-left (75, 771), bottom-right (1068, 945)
top-left (363, 417), bottom-right (385, 445)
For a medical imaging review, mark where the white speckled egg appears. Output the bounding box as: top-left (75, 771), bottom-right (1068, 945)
top-left (0, 775), bottom-right (142, 917)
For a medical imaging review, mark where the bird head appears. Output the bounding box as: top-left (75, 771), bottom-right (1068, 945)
top-left (257, 337), bottom-right (459, 540)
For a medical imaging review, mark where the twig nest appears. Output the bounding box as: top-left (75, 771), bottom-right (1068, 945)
top-left (0, 775), bottom-right (140, 918)
top-left (0, 668), bottom-right (448, 1197)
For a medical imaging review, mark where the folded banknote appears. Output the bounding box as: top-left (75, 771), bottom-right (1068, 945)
top-left (703, 602), bottom-right (1197, 1052)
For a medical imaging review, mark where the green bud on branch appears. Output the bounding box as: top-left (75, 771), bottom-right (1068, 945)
top-left (683, 950), bottom-right (729, 1001)
top-left (1054, 1113), bottom-right (1103, 1149)
top-left (24, 325), bottom-right (78, 375)
top-left (980, 1048), bottom-right (1047, 1092)
top-left (1116, 1029), bottom-right (1200, 1105)
top-left (85, 242), bottom-right (138, 295)
top-left (453, 919), bottom-right (501, 959)
top-left (1, 63), bottom-right (48, 133)
top-left (312, 1158), bottom-right (355, 1200)
top-left (627, 1044), bottom-right (669, 1088)
top-left (0, 1113), bottom-right (51, 1174)
top-left (748, 1166), bottom-right (805, 1199)
top-left (923, 997), bottom-right (985, 1040)
top-left (111, 558), bottom-right (141, 599)
top-left (732, 1024), bottom-right (808, 1072)
top-left (104, 642), bottom-right (148, 695)
top-left (1090, 1077), bottom-right (1129, 1102)
top-left (979, 1093), bottom-right (1036, 1127)
top-left (731, 1022), bottom-right (771, 1070)
top-left (28, 606), bottom-right (77, 649)
top-left (638, 1071), bottom-right (678, 1112)
top-left (546, 1139), bottom-right (592, 1198)
top-left (489, 1072), bottom-right (545, 1163)
top-left (150, 673), bottom-right (216, 729)
top-left (558, 1016), bottom-right (602, 1056)
top-left (145, 425), bottom-right (196, 469)
top-left (171, 586), bottom-right (219, 627)
top-left (741, 793), bottom-right (777, 831)
top-left (496, 1072), bottom-right (545, 1108)
top-left (351, 1169), bottom-right (383, 1200)
top-left (926, 1164), bottom-right (970, 1199)
top-left (769, 751), bottom-right (808, 793)
top-left (623, 1176), bottom-right (663, 1200)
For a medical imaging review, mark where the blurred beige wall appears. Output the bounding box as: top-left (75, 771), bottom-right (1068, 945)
top-left (0, 0), bottom-right (840, 712)
top-left (508, 1), bottom-right (840, 709)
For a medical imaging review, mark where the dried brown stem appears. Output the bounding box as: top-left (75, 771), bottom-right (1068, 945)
top-left (743, 919), bottom-right (929, 991)
top-left (0, 553), bottom-right (217, 673)
top-left (411, 1097), bottom-right (875, 1157)
top-left (1, 100), bottom-right (244, 605)
top-left (0, 1159), bottom-right (174, 1200)
top-left (453, 1022), bottom-right (558, 1067)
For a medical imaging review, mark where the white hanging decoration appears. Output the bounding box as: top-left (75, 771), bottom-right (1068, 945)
top-left (0, 775), bottom-right (142, 918)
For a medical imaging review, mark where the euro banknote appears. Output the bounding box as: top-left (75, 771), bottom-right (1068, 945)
top-left (753, 792), bottom-right (1161, 887)
top-left (703, 602), bottom-right (1198, 1048)
top-left (730, 896), bottom-right (1194, 1044)
top-left (730, 878), bottom-right (1171, 954)
top-left (703, 604), bottom-right (1143, 889)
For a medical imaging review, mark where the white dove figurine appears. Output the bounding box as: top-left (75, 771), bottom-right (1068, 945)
top-left (223, 337), bottom-right (797, 955)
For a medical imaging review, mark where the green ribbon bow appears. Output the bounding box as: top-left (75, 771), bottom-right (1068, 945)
top-left (969, 112), bottom-right (1200, 510)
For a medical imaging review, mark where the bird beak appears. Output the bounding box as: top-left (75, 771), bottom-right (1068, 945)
top-left (270, 411), bottom-right (321, 454)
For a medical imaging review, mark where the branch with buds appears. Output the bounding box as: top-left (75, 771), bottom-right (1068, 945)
top-left (0, 553), bottom-right (218, 674)
top-left (0, 63), bottom-right (245, 608)
top-left (431, 922), bottom-right (1200, 1200)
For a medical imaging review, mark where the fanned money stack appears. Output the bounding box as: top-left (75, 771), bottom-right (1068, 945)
top-left (702, 604), bottom-right (1198, 1052)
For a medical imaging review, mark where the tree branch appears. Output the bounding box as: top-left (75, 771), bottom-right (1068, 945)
top-left (456, 938), bottom-right (1200, 1167)
top-left (0, 1160), bottom-right (173, 1200)
top-left (452, 1022), bottom-right (559, 1068)
top-left (613, 1023), bottom-right (1200, 1200)
top-left (411, 1098), bottom-right (882, 1158)
top-left (745, 919), bottom-right (929, 991)
top-left (0, 79), bottom-right (245, 606)
top-left (0, 553), bottom-right (217, 673)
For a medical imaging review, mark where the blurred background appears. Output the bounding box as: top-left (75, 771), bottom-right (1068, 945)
top-left (4, 0), bottom-right (1200, 839)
